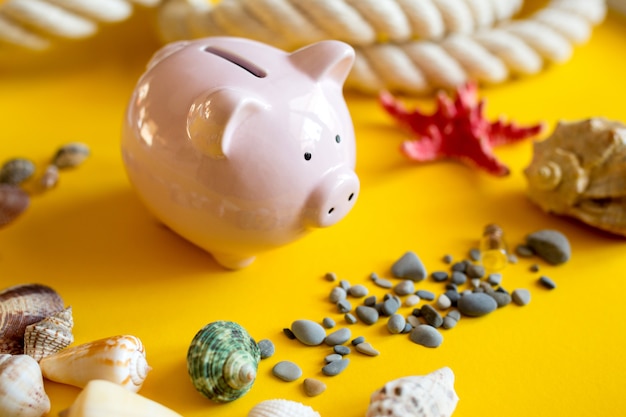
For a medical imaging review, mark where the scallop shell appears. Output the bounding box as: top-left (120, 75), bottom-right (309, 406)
top-left (40, 334), bottom-right (151, 392)
top-left (366, 367), bottom-right (459, 417)
top-left (53, 142), bottom-right (91, 169)
top-left (0, 283), bottom-right (65, 354)
top-left (0, 184), bottom-right (30, 228)
top-left (0, 158), bottom-right (35, 185)
top-left (0, 354), bottom-right (51, 417)
top-left (187, 320), bottom-right (261, 403)
top-left (247, 399), bottom-right (321, 417)
top-left (524, 118), bottom-right (626, 236)
top-left (24, 306), bottom-right (74, 361)
top-left (59, 379), bottom-right (183, 417)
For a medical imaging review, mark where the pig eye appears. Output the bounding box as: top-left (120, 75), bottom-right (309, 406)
top-left (335, 134), bottom-right (341, 143)
top-left (304, 152), bottom-right (312, 161)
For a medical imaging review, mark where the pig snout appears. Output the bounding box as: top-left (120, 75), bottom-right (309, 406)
top-left (304, 167), bottom-right (359, 228)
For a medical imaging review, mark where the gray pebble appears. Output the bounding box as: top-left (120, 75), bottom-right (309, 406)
top-left (451, 260), bottom-right (470, 272)
top-left (466, 264), bottom-right (486, 278)
top-left (529, 264), bottom-right (540, 273)
top-left (450, 271), bottom-right (467, 285)
top-left (431, 271), bottom-right (449, 282)
top-left (404, 294), bottom-right (420, 307)
top-left (283, 328), bottom-right (296, 339)
top-left (416, 290), bottom-right (435, 301)
top-left (442, 309), bottom-right (461, 329)
top-left (539, 276), bottom-right (557, 289)
top-left (381, 297), bottom-right (401, 316)
top-left (402, 322), bottom-right (413, 333)
top-left (457, 292), bottom-right (498, 317)
top-left (329, 287), bottom-right (347, 303)
top-left (273, 361), bottom-right (302, 381)
top-left (337, 299), bottom-right (352, 313)
top-left (512, 288), bottom-right (531, 306)
top-left (325, 272), bottom-right (338, 282)
top-left (406, 314), bottom-right (421, 327)
top-left (515, 244), bottom-right (535, 258)
top-left (325, 327), bottom-right (351, 346)
top-left (291, 320), bottom-right (326, 346)
top-left (324, 353), bottom-right (343, 363)
top-left (526, 229), bottom-right (571, 265)
top-left (442, 254), bottom-right (453, 264)
top-left (394, 280), bottom-right (415, 296)
top-left (436, 294), bottom-right (452, 310)
top-left (420, 304), bottom-right (443, 328)
top-left (355, 305), bottom-right (379, 325)
top-left (257, 339), bottom-right (275, 359)
top-left (387, 314), bottom-right (406, 334)
top-left (344, 313), bottom-right (357, 324)
top-left (322, 317), bottom-right (335, 329)
top-left (391, 251), bottom-right (427, 281)
top-left (373, 276), bottom-right (393, 289)
top-left (334, 345), bottom-right (351, 355)
top-left (444, 289), bottom-right (460, 306)
top-left (339, 279), bottom-right (351, 291)
top-left (351, 336), bottom-right (365, 345)
top-left (364, 295), bottom-right (377, 306)
top-left (322, 358), bottom-right (349, 376)
top-left (490, 288), bottom-right (512, 307)
top-left (409, 325), bottom-right (443, 348)
top-left (469, 248), bottom-right (481, 261)
top-left (487, 273), bottom-right (502, 286)
top-left (355, 342), bottom-right (380, 356)
top-left (348, 284), bottom-right (369, 298)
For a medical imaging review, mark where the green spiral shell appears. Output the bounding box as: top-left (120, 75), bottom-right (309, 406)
top-left (187, 321), bottom-right (260, 403)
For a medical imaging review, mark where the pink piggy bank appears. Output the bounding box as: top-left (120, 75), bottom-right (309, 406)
top-left (121, 37), bottom-right (359, 269)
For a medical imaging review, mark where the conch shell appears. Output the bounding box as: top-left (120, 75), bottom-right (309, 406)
top-left (524, 118), bottom-right (626, 236)
top-left (0, 354), bottom-right (51, 417)
top-left (59, 379), bottom-right (183, 417)
top-left (187, 321), bottom-right (261, 403)
top-left (0, 283), bottom-right (65, 354)
top-left (247, 399), bottom-right (321, 417)
top-left (40, 334), bottom-right (151, 392)
top-left (366, 367), bottom-right (459, 417)
top-left (24, 306), bottom-right (74, 361)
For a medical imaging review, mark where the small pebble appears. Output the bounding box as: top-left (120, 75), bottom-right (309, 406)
top-left (40, 164), bottom-right (59, 190)
top-left (450, 271), bottom-right (467, 285)
top-left (451, 261), bottom-right (468, 272)
top-left (351, 336), bottom-right (365, 346)
top-left (52, 142), bottom-right (90, 169)
top-left (539, 276), bottom-right (557, 289)
top-left (329, 287), bottom-right (347, 303)
top-left (490, 288), bottom-right (512, 307)
top-left (515, 244), bottom-right (535, 258)
top-left (348, 284), bottom-right (369, 298)
top-left (325, 328), bottom-right (351, 346)
top-left (339, 279), bottom-right (351, 291)
top-left (283, 328), bottom-right (296, 339)
top-left (355, 305), bottom-right (379, 325)
top-left (324, 353), bottom-right (343, 363)
top-left (431, 271), bottom-right (449, 282)
top-left (0, 158), bottom-right (35, 185)
top-left (372, 276), bottom-right (393, 289)
top-left (364, 295), bottom-right (377, 306)
top-left (291, 320), bottom-right (327, 346)
top-left (529, 264), bottom-right (540, 273)
top-left (325, 272), bottom-right (338, 282)
top-left (337, 299), bottom-right (352, 313)
top-left (436, 294), bottom-right (452, 310)
top-left (387, 314), bottom-right (406, 334)
top-left (355, 342), bottom-right (379, 356)
top-left (466, 264), bottom-right (486, 278)
top-left (416, 290), bottom-right (435, 301)
top-left (444, 289), bottom-right (460, 306)
top-left (487, 273), bottom-right (502, 286)
top-left (334, 345), bottom-right (351, 355)
top-left (404, 294), bottom-right (420, 307)
top-left (469, 248), bottom-right (481, 261)
top-left (344, 313), bottom-right (357, 324)
top-left (381, 297), bottom-right (401, 316)
top-left (402, 322), bottom-right (413, 333)
top-left (420, 304), bottom-right (443, 328)
top-left (457, 292), bottom-right (498, 317)
top-left (470, 278), bottom-right (481, 289)
top-left (406, 314), bottom-right (420, 327)
top-left (508, 254), bottom-right (518, 264)
top-left (394, 280), bottom-right (415, 296)
top-left (442, 254), bottom-right (453, 264)
top-left (322, 358), bottom-right (350, 376)
top-left (257, 339), bottom-right (275, 359)
top-left (273, 361), bottom-right (302, 382)
top-left (512, 288), bottom-right (531, 306)
top-left (526, 229), bottom-right (571, 265)
top-left (322, 317), bottom-right (335, 329)
top-left (391, 251), bottom-right (427, 281)
top-left (442, 309), bottom-right (461, 329)
top-left (409, 325), bottom-right (443, 348)
top-left (303, 378), bottom-right (326, 397)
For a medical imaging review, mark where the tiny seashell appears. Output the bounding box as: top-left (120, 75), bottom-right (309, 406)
top-left (366, 367), bottom-right (459, 417)
top-left (0, 354), bottom-right (51, 417)
top-left (0, 184), bottom-right (30, 228)
top-left (59, 379), bottom-right (183, 417)
top-left (0, 283), bottom-right (65, 354)
top-left (0, 158), bottom-right (35, 185)
top-left (247, 399), bottom-right (321, 417)
top-left (39, 164), bottom-right (60, 190)
top-left (187, 320), bottom-right (260, 403)
top-left (24, 306), bottom-right (74, 361)
top-left (40, 334), bottom-right (151, 392)
top-left (53, 142), bottom-right (90, 169)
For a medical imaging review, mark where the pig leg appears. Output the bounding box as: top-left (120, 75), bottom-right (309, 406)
top-left (211, 252), bottom-right (256, 270)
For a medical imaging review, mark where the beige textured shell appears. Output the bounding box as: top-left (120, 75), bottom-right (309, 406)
top-left (0, 283), bottom-right (65, 354)
top-left (24, 306), bottom-right (74, 361)
top-left (247, 399), bottom-right (321, 417)
top-left (0, 354), bottom-right (51, 417)
top-left (40, 335), bottom-right (151, 392)
top-left (524, 118), bottom-right (626, 236)
top-left (366, 367), bottom-right (459, 417)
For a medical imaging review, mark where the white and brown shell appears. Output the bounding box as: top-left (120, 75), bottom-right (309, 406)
top-left (247, 399), bottom-right (321, 417)
top-left (524, 118), bottom-right (626, 236)
top-left (24, 306), bottom-right (74, 361)
top-left (366, 367), bottom-right (459, 417)
top-left (0, 184), bottom-right (30, 228)
top-left (40, 334), bottom-right (151, 392)
top-left (0, 354), bottom-right (51, 417)
top-left (0, 283), bottom-right (65, 354)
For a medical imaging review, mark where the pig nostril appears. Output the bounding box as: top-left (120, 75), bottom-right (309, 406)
top-left (348, 193), bottom-right (354, 201)
top-left (328, 207), bottom-right (335, 215)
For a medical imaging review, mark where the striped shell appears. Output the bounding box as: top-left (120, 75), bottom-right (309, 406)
top-left (247, 399), bottom-right (321, 417)
top-left (0, 158), bottom-right (35, 185)
top-left (187, 321), bottom-right (260, 403)
top-left (0, 354), bottom-right (51, 417)
top-left (24, 306), bottom-right (74, 361)
top-left (0, 283), bottom-right (65, 354)
top-left (40, 335), bottom-right (151, 392)
top-left (0, 184), bottom-right (30, 228)
top-left (53, 142), bottom-right (90, 169)
top-left (366, 367), bottom-right (459, 417)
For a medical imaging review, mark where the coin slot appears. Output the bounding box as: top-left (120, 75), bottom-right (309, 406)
top-left (204, 46), bottom-right (267, 78)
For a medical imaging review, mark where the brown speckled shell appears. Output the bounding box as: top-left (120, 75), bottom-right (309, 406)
top-left (0, 184), bottom-right (29, 228)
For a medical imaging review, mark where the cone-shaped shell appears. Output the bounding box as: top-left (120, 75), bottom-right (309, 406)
top-left (59, 379), bottom-right (182, 417)
top-left (187, 321), bottom-right (260, 403)
top-left (24, 306), bottom-right (74, 361)
top-left (40, 335), bottom-right (151, 392)
top-left (248, 399), bottom-right (321, 417)
top-left (0, 354), bottom-right (51, 417)
top-left (366, 367), bottom-right (459, 417)
top-left (0, 283), bottom-right (65, 354)
top-left (0, 184), bottom-right (30, 227)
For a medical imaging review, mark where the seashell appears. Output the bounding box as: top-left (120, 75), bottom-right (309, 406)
top-left (59, 379), bottom-right (183, 417)
top-left (247, 399), bottom-right (321, 417)
top-left (366, 367), bottom-right (459, 417)
top-left (0, 283), bottom-right (65, 353)
top-left (24, 306), bottom-right (74, 361)
top-left (52, 142), bottom-right (91, 169)
top-left (39, 164), bottom-right (60, 190)
top-left (0, 354), bottom-right (51, 417)
top-left (0, 158), bottom-right (35, 185)
top-left (524, 118), bottom-right (626, 236)
top-left (40, 334), bottom-right (151, 392)
top-left (0, 183), bottom-right (30, 228)
top-left (187, 320), bottom-right (261, 403)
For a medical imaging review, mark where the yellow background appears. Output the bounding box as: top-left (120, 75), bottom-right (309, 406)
top-left (2, 3), bottom-right (626, 417)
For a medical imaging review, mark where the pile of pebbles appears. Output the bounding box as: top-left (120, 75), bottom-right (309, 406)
top-left (261, 227), bottom-right (570, 395)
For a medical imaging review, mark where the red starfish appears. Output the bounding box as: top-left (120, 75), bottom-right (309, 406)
top-left (380, 82), bottom-right (544, 176)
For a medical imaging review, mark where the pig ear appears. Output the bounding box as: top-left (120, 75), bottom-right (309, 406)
top-left (187, 88), bottom-right (268, 159)
top-left (146, 41), bottom-right (189, 70)
top-left (289, 40), bottom-right (355, 85)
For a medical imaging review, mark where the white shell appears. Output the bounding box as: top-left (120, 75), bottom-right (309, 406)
top-left (366, 367), bottom-right (459, 417)
top-left (40, 334), bottom-right (151, 392)
top-left (59, 379), bottom-right (183, 417)
top-left (247, 399), bottom-right (321, 417)
top-left (24, 306), bottom-right (74, 361)
top-left (0, 354), bottom-right (51, 417)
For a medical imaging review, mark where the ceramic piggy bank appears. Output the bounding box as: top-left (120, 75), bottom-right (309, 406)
top-left (121, 37), bottom-right (359, 269)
